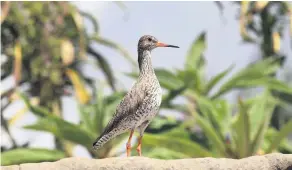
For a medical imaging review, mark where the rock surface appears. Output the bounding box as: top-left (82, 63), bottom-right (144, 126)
top-left (2, 153), bottom-right (292, 170)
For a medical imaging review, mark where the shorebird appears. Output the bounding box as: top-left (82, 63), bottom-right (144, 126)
top-left (92, 35), bottom-right (179, 157)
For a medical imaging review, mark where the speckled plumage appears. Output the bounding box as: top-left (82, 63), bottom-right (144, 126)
top-left (92, 35), bottom-right (179, 155)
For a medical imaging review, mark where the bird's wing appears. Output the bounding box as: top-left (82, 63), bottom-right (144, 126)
top-left (100, 82), bottom-right (146, 135)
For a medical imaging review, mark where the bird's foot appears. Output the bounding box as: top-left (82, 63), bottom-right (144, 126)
top-left (126, 143), bottom-right (131, 157)
top-left (136, 144), bottom-right (142, 156)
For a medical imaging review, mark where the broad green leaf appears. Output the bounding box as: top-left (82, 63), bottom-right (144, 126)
top-left (190, 110), bottom-right (226, 156)
top-left (250, 100), bottom-right (276, 155)
top-left (233, 98), bottom-right (250, 158)
top-left (24, 116), bottom-right (94, 148)
top-left (161, 120), bottom-right (195, 139)
top-left (279, 139), bottom-right (292, 153)
top-left (79, 104), bottom-right (95, 133)
top-left (249, 91), bottom-right (275, 140)
top-left (143, 133), bottom-right (212, 157)
top-left (148, 116), bottom-right (178, 131)
top-left (230, 78), bottom-right (292, 94)
top-left (263, 78), bottom-right (292, 94)
top-left (1, 148), bottom-right (65, 166)
top-left (162, 85), bottom-right (188, 105)
top-left (18, 92), bottom-right (52, 117)
top-left (177, 69), bottom-right (204, 93)
top-left (155, 69), bottom-right (184, 90)
top-left (212, 99), bottom-right (231, 135)
top-left (185, 32), bottom-right (206, 71)
top-left (93, 85), bottom-right (105, 134)
top-left (205, 65), bottom-right (234, 95)
top-left (186, 91), bottom-right (224, 133)
top-left (160, 103), bottom-right (188, 113)
top-left (211, 58), bottom-right (286, 98)
top-left (266, 120), bottom-right (292, 153)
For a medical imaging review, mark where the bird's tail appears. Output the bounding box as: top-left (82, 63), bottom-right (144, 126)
top-left (92, 131), bottom-right (119, 150)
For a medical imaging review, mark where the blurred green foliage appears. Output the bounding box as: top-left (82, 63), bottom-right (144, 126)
top-left (1, 1), bottom-right (134, 110)
top-left (1, 1), bottom-right (134, 163)
top-left (1, 1), bottom-right (292, 166)
top-left (235, 1), bottom-right (292, 130)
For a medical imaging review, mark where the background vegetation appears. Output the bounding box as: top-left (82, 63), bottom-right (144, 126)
top-left (1, 1), bottom-right (292, 166)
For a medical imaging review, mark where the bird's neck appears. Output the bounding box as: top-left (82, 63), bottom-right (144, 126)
top-left (138, 49), bottom-right (155, 76)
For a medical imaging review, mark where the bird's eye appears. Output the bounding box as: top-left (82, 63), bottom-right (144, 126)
top-left (148, 38), bottom-right (152, 42)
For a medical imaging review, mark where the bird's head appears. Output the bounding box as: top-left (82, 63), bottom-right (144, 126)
top-left (138, 35), bottom-right (179, 51)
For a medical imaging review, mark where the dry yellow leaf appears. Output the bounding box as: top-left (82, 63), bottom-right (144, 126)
top-left (65, 69), bottom-right (90, 104)
top-left (8, 107), bottom-right (28, 125)
top-left (241, 1), bottom-right (249, 16)
top-left (8, 97), bottom-right (39, 125)
top-left (272, 32), bottom-right (281, 53)
top-left (61, 39), bottom-right (75, 66)
top-left (255, 1), bottom-right (269, 11)
top-left (240, 1), bottom-right (249, 36)
top-left (13, 41), bottom-right (22, 86)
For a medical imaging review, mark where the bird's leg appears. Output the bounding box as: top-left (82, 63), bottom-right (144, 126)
top-left (136, 135), bottom-right (143, 156)
top-left (137, 120), bottom-right (150, 156)
top-left (126, 130), bottom-right (134, 157)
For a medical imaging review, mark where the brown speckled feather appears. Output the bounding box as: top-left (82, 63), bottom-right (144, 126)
top-left (101, 81), bottom-right (146, 136)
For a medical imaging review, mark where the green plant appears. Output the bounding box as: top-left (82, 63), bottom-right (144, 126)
top-left (218, 0), bottom-right (292, 131)
top-left (1, 86), bottom-right (128, 166)
top-left (1, 1), bottom-right (134, 154)
top-left (0, 1), bottom-right (134, 125)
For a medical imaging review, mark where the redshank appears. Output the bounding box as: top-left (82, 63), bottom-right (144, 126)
top-left (92, 35), bottom-right (179, 157)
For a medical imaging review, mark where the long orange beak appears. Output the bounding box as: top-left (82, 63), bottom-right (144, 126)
top-left (156, 42), bottom-right (179, 48)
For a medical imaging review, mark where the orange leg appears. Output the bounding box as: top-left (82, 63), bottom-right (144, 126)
top-left (126, 130), bottom-right (134, 157)
top-left (136, 135), bottom-right (143, 156)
